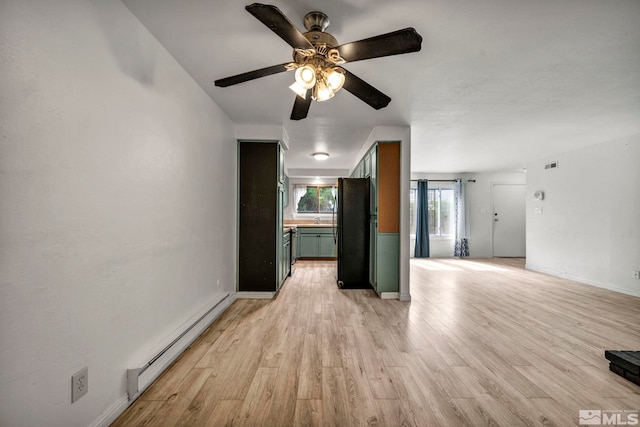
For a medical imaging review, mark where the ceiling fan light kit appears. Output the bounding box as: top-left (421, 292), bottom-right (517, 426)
top-left (214, 3), bottom-right (423, 120)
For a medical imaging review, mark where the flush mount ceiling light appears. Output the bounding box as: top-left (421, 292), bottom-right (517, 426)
top-left (312, 152), bottom-right (329, 161)
top-left (214, 4), bottom-right (423, 120)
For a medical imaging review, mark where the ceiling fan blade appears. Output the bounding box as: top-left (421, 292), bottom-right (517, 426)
top-left (290, 90), bottom-right (312, 120)
top-left (342, 70), bottom-right (391, 110)
top-left (214, 63), bottom-right (290, 87)
top-left (336, 28), bottom-right (423, 63)
top-left (246, 3), bottom-right (314, 50)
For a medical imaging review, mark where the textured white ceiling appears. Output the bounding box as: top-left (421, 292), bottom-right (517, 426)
top-left (123, 0), bottom-right (640, 176)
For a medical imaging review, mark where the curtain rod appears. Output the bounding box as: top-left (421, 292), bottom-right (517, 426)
top-left (410, 179), bottom-right (476, 183)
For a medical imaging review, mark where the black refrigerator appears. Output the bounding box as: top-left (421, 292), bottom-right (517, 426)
top-left (336, 178), bottom-right (370, 289)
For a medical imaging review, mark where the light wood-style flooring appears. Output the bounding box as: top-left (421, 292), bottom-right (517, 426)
top-left (112, 258), bottom-right (640, 426)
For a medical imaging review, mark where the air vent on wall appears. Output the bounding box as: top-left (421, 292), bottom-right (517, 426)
top-left (545, 161), bottom-right (558, 170)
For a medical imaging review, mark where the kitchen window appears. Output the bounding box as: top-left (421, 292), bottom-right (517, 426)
top-left (295, 185), bottom-right (336, 214)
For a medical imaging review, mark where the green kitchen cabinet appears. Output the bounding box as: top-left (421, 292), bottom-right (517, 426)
top-left (278, 145), bottom-right (285, 184)
top-left (297, 227), bottom-right (336, 258)
top-left (281, 231), bottom-right (291, 282)
top-left (369, 217), bottom-right (377, 291)
top-left (283, 175), bottom-right (290, 207)
top-left (369, 146), bottom-right (377, 215)
top-left (298, 232), bottom-right (317, 258)
top-left (318, 233), bottom-right (335, 257)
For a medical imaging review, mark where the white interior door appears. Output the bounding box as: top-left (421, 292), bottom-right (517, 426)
top-left (492, 184), bottom-right (526, 257)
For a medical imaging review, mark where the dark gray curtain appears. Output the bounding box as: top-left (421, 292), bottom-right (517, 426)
top-left (414, 180), bottom-right (430, 258)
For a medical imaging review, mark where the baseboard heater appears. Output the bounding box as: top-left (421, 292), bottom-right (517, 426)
top-left (126, 292), bottom-right (230, 401)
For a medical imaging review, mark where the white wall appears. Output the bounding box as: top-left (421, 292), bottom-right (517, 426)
top-left (0, 1), bottom-right (237, 426)
top-left (526, 137), bottom-right (640, 297)
top-left (410, 172), bottom-right (526, 258)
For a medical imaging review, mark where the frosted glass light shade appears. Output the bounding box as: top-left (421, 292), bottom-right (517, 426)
top-left (312, 152), bottom-right (329, 160)
top-left (314, 80), bottom-right (334, 102)
top-left (289, 81), bottom-right (308, 98)
top-left (295, 65), bottom-right (316, 89)
top-left (326, 68), bottom-right (345, 92)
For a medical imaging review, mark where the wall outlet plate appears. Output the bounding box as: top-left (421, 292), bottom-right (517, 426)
top-left (633, 270), bottom-right (640, 280)
top-left (71, 367), bottom-right (88, 403)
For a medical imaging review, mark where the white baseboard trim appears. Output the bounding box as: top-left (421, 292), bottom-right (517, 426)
top-left (92, 291), bottom-right (236, 427)
top-left (379, 292), bottom-right (400, 300)
top-left (236, 291), bottom-right (276, 299)
top-left (526, 264), bottom-right (640, 298)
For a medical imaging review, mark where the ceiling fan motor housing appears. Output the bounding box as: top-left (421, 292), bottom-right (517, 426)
top-left (303, 11), bottom-right (338, 48)
top-left (303, 31), bottom-right (338, 48)
top-left (304, 11), bottom-right (330, 32)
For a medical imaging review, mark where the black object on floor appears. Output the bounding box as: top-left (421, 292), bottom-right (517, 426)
top-left (605, 350), bottom-right (640, 386)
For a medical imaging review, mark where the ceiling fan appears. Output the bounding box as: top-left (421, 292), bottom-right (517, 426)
top-left (214, 3), bottom-right (423, 120)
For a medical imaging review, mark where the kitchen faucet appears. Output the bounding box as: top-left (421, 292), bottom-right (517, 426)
top-left (314, 216), bottom-right (321, 224)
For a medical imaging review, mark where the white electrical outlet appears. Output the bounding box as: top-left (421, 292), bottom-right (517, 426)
top-left (71, 367), bottom-right (88, 403)
top-left (633, 270), bottom-right (640, 280)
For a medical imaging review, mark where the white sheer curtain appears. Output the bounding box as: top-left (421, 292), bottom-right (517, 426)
top-left (293, 185), bottom-right (308, 212)
top-left (292, 184), bottom-right (338, 215)
top-left (454, 179), bottom-right (470, 257)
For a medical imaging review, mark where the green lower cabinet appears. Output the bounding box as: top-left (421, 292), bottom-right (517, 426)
top-left (376, 233), bottom-right (399, 293)
top-left (369, 218), bottom-right (377, 291)
top-left (298, 233), bottom-right (317, 258)
top-left (280, 232), bottom-right (291, 288)
top-left (298, 227), bottom-right (336, 258)
top-left (318, 234), bottom-right (336, 257)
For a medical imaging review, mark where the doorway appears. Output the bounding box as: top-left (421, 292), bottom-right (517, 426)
top-left (492, 183), bottom-right (526, 257)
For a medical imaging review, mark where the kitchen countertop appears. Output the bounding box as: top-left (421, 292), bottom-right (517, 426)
top-left (284, 224), bottom-right (334, 233)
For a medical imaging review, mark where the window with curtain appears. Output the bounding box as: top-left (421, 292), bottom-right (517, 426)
top-left (295, 185), bottom-right (336, 213)
top-left (428, 188), bottom-right (454, 237)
